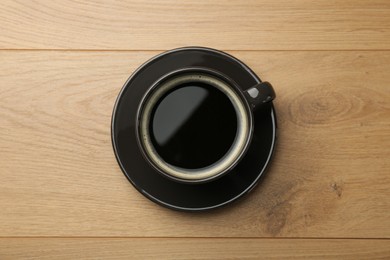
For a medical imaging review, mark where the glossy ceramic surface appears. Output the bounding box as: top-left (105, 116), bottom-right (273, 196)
top-left (111, 47), bottom-right (277, 211)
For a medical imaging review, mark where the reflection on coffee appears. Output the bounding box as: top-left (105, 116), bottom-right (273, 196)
top-left (150, 82), bottom-right (237, 169)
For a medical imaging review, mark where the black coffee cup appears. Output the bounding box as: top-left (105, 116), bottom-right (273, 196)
top-left (136, 67), bottom-right (275, 183)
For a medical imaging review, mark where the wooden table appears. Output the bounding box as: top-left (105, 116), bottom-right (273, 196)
top-left (1, 1), bottom-right (389, 259)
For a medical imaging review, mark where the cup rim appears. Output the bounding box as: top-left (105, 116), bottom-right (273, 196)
top-left (136, 67), bottom-right (255, 184)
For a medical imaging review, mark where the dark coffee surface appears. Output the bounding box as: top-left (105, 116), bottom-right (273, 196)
top-left (150, 82), bottom-right (237, 169)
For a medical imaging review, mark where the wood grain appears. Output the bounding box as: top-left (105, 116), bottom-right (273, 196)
top-left (0, 0), bottom-right (389, 50)
top-left (0, 50), bottom-right (389, 237)
top-left (1, 0), bottom-right (390, 257)
top-left (0, 238), bottom-right (389, 259)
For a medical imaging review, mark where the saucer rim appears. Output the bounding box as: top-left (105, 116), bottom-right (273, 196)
top-left (111, 46), bottom-right (277, 211)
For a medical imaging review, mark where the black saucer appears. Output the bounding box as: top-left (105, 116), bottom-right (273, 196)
top-left (111, 47), bottom-right (277, 211)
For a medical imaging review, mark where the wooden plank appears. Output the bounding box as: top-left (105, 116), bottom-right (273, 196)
top-left (0, 238), bottom-right (389, 259)
top-left (0, 51), bottom-right (389, 237)
top-left (0, 0), bottom-right (389, 50)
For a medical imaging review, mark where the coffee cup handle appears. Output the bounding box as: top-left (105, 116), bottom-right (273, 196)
top-left (243, 81), bottom-right (275, 111)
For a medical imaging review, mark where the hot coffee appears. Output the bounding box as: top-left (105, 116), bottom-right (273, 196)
top-left (150, 81), bottom-right (237, 169)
